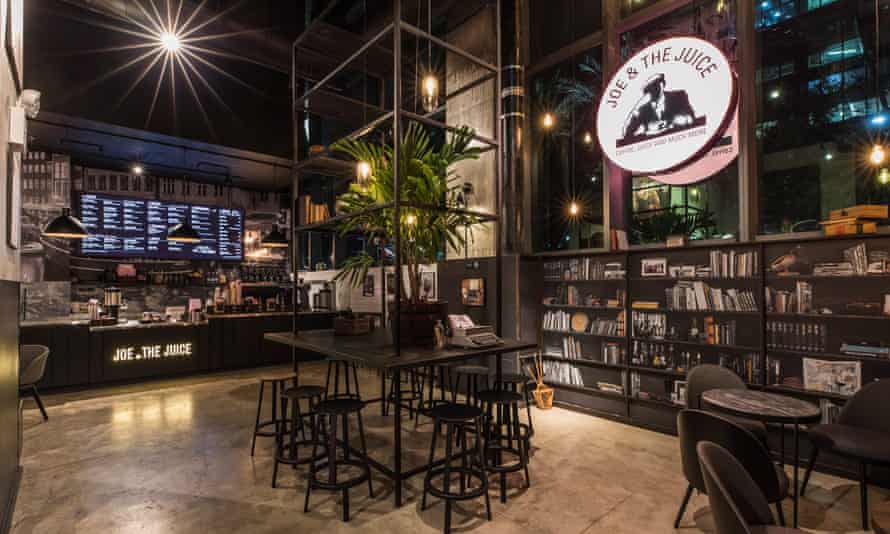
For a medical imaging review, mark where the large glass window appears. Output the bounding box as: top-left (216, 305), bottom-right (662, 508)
top-left (620, 0), bottom-right (740, 244)
top-left (529, 1), bottom-right (602, 64)
top-left (756, 0), bottom-right (890, 234)
top-left (529, 47), bottom-right (606, 252)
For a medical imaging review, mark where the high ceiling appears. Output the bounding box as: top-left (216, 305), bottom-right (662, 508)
top-left (25, 0), bottom-right (303, 159)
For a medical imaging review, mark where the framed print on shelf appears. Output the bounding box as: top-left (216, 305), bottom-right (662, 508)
top-left (641, 258), bottom-right (668, 277)
top-left (5, 0), bottom-right (22, 93)
top-left (420, 271), bottom-right (436, 301)
top-left (460, 278), bottom-right (485, 307)
top-left (362, 274), bottom-right (375, 297)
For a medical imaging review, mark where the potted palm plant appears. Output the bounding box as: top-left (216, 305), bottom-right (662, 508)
top-left (331, 121), bottom-right (483, 344)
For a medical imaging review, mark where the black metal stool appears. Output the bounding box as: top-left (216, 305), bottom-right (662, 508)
top-left (478, 389), bottom-right (531, 503)
top-left (250, 372), bottom-right (297, 456)
top-left (272, 385), bottom-right (326, 488)
top-left (450, 365), bottom-right (490, 406)
top-left (416, 365), bottom-right (450, 428)
top-left (421, 402), bottom-right (491, 534)
top-left (325, 360), bottom-right (362, 400)
top-left (383, 368), bottom-right (423, 420)
top-left (498, 372), bottom-right (535, 439)
top-left (304, 397), bottom-right (374, 522)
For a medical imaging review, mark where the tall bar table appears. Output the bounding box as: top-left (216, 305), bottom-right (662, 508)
top-left (265, 329), bottom-right (537, 507)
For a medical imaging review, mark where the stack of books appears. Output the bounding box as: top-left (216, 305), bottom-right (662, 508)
top-left (298, 195), bottom-right (331, 225)
top-left (666, 281), bottom-right (758, 312)
top-left (820, 205), bottom-right (888, 236)
top-left (709, 249), bottom-right (759, 278)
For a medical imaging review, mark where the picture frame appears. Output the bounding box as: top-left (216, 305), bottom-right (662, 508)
top-left (460, 277), bottom-right (485, 307)
top-left (420, 271), bottom-right (436, 301)
top-left (803, 358), bottom-right (861, 396)
top-left (362, 274), bottom-right (375, 297)
top-left (641, 257), bottom-right (668, 278)
top-left (5, 0), bottom-right (21, 93)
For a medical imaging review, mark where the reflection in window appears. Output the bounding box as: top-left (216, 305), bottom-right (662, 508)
top-left (757, 0), bottom-right (890, 235)
top-left (529, 48), bottom-right (605, 252)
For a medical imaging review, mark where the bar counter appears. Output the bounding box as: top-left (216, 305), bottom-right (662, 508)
top-left (19, 311), bottom-right (339, 389)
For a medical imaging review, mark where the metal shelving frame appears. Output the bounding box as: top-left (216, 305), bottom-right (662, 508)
top-left (287, 0), bottom-right (503, 508)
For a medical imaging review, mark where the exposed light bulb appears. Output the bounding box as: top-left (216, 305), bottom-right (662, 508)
top-left (542, 112), bottom-right (555, 130)
top-left (356, 160), bottom-right (372, 186)
top-left (824, 153), bottom-right (833, 161)
top-left (405, 214), bottom-right (417, 225)
top-left (690, 188), bottom-right (700, 198)
top-left (582, 132), bottom-right (593, 144)
top-left (568, 201), bottom-right (580, 217)
top-left (870, 144), bottom-right (887, 166)
top-left (769, 89), bottom-right (781, 100)
top-left (880, 168), bottom-right (890, 184)
top-left (160, 32), bottom-right (182, 53)
top-left (132, 164), bottom-right (144, 175)
top-left (421, 74), bottom-right (439, 113)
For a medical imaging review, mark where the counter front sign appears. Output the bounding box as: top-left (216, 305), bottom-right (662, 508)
top-left (596, 36), bottom-right (737, 177)
top-left (113, 342), bottom-right (193, 363)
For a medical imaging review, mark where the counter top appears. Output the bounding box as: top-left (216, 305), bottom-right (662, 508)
top-left (88, 320), bottom-right (208, 332)
top-left (21, 310), bottom-right (340, 328)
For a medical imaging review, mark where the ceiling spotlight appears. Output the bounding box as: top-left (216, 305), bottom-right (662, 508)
top-left (542, 112), bottom-right (555, 130)
top-left (421, 74), bottom-right (439, 113)
top-left (769, 89), bottom-right (781, 100)
top-left (132, 164), bottom-right (144, 175)
top-left (582, 132), bottom-right (593, 145)
top-left (870, 144), bottom-right (887, 166)
top-left (160, 32), bottom-right (182, 53)
top-left (880, 168), bottom-right (890, 184)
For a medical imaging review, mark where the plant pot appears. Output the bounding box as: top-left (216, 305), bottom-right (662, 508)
top-left (532, 385), bottom-right (554, 410)
top-left (389, 300), bottom-right (447, 346)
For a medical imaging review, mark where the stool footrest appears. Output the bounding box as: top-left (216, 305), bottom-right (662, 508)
top-left (425, 466), bottom-right (489, 500)
top-left (308, 460), bottom-right (371, 490)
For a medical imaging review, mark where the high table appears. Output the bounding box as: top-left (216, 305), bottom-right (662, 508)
top-left (702, 389), bottom-right (821, 528)
top-left (264, 329), bottom-right (537, 507)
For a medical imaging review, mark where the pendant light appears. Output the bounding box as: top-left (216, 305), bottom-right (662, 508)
top-left (43, 208), bottom-right (89, 239)
top-left (420, 0), bottom-right (439, 113)
top-left (261, 225), bottom-right (289, 248)
top-left (167, 221), bottom-right (201, 243)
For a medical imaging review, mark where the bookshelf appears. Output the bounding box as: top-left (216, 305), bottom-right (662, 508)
top-left (536, 235), bottom-right (890, 435)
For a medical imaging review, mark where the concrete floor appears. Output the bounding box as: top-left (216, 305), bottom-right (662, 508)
top-left (10, 363), bottom-right (885, 533)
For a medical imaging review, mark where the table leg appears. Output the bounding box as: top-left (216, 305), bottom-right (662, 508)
top-left (793, 422), bottom-right (800, 528)
top-left (394, 368), bottom-right (402, 507)
top-left (380, 371), bottom-right (386, 417)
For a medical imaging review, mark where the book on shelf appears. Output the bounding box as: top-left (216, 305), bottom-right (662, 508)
top-left (666, 281), bottom-right (757, 312)
top-left (840, 342), bottom-right (890, 358)
top-left (543, 258), bottom-right (626, 281)
top-left (631, 300), bottom-right (661, 310)
top-left (709, 249), bottom-right (759, 279)
top-left (829, 204), bottom-right (889, 220)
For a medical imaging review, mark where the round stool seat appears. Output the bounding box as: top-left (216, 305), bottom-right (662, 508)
top-left (477, 389), bottom-right (523, 405)
top-left (316, 398), bottom-right (365, 415)
top-left (452, 365), bottom-right (489, 376)
top-left (259, 371), bottom-right (297, 383)
top-left (428, 402), bottom-right (484, 422)
top-left (281, 385), bottom-right (326, 400)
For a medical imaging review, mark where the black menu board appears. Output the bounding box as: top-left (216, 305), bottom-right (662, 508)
top-left (78, 193), bottom-right (243, 260)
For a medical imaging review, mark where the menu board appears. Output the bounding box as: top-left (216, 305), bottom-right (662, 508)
top-left (78, 193), bottom-right (243, 260)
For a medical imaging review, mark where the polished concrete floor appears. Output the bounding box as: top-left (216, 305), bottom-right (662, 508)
top-left (11, 363), bottom-right (885, 533)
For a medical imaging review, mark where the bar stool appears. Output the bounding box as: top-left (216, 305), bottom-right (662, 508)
top-left (421, 402), bottom-right (491, 534)
top-left (477, 389), bottom-right (531, 503)
top-left (416, 365), bottom-right (450, 428)
top-left (272, 384), bottom-right (326, 488)
top-left (250, 371), bottom-right (297, 456)
top-left (304, 397), bottom-right (374, 522)
top-left (325, 359), bottom-right (362, 400)
top-left (498, 372), bottom-right (535, 439)
top-left (383, 369), bottom-right (423, 420)
top-left (450, 365), bottom-right (490, 406)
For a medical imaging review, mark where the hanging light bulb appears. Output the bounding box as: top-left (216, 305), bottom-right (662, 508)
top-left (870, 144), bottom-right (887, 166)
top-left (405, 213), bottom-right (417, 226)
top-left (542, 112), bottom-right (555, 130)
top-left (356, 160), bottom-right (372, 187)
top-left (568, 201), bottom-right (580, 217)
top-left (421, 74), bottom-right (439, 113)
top-left (582, 132), bottom-right (593, 145)
top-left (879, 168), bottom-right (890, 184)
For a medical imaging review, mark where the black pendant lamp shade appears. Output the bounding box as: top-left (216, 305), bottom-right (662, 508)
top-left (167, 222), bottom-right (202, 243)
top-left (261, 225), bottom-right (289, 248)
top-left (43, 208), bottom-right (89, 239)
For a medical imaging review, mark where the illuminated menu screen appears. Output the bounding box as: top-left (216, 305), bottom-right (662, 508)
top-left (79, 193), bottom-right (243, 261)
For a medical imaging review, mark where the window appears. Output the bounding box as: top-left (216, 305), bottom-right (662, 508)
top-left (620, 0), bottom-right (740, 244)
top-left (756, 0), bottom-right (890, 234)
top-left (529, 47), bottom-right (606, 252)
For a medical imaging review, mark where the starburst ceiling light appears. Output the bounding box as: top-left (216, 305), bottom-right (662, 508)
top-left (56, 0), bottom-right (273, 140)
top-left (870, 144), bottom-right (887, 166)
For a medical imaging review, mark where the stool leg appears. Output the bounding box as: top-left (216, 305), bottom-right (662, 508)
top-left (290, 399), bottom-right (299, 469)
top-left (324, 362), bottom-right (333, 398)
top-left (251, 381), bottom-right (265, 456)
top-left (352, 363), bottom-right (362, 399)
top-left (380, 371), bottom-right (387, 417)
top-left (475, 416), bottom-right (492, 521)
top-left (524, 384), bottom-right (535, 437)
top-left (272, 397), bottom-right (288, 489)
top-left (460, 425), bottom-right (468, 494)
top-left (342, 410), bottom-right (350, 462)
top-left (271, 381), bottom-right (279, 441)
top-left (304, 413), bottom-right (321, 513)
top-left (333, 362), bottom-right (341, 398)
top-left (516, 403), bottom-right (530, 488)
top-left (356, 410), bottom-right (373, 498)
top-left (443, 422), bottom-right (455, 534)
top-left (421, 419), bottom-right (440, 511)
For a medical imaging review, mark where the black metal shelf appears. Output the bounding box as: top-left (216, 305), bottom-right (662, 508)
top-left (542, 354), bottom-right (625, 371)
top-left (630, 277), bottom-right (760, 282)
top-left (542, 330), bottom-right (625, 341)
top-left (545, 381), bottom-right (626, 400)
top-left (766, 312), bottom-right (890, 321)
top-left (543, 278), bottom-right (626, 283)
top-left (630, 337), bottom-right (761, 352)
top-left (767, 349), bottom-right (890, 364)
top-left (542, 304), bottom-right (624, 311)
top-left (628, 365), bottom-right (686, 378)
top-left (631, 307), bottom-right (759, 316)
